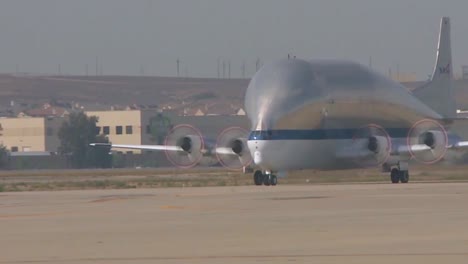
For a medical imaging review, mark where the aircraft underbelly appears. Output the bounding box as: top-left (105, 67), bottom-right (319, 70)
top-left (248, 139), bottom-right (360, 171)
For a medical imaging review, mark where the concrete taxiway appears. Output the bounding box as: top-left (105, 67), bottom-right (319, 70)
top-left (1, 183), bottom-right (468, 263)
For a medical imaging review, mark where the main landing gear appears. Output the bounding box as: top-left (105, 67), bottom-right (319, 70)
top-left (389, 162), bottom-right (409, 184)
top-left (253, 170), bottom-right (277, 186)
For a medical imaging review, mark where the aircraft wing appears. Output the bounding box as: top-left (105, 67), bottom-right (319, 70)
top-left (396, 141), bottom-right (468, 154)
top-left (214, 147), bottom-right (239, 155)
top-left (395, 144), bottom-right (432, 155)
top-left (449, 141), bottom-right (468, 150)
top-left (89, 125), bottom-right (253, 169)
top-left (90, 143), bottom-right (243, 155)
top-left (89, 143), bottom-right (184, 152)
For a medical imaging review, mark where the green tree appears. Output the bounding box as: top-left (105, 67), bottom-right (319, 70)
top-left (149, 113), bottom-right (172, 144)
top-left (0, 145), bottom-right (10, 169)
top-left (58, 112), bottom-right (112, 168)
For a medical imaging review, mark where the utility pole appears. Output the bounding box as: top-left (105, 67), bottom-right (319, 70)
top-left (255, 58), bottom-right (261, 72)
top-left (222, 60), bottom-right (226, 78)
top-left (396, 64), bottom-right (400, 81)
top-left (95, 56), bottom-right (99, 76)
top-left (217, 58), bottom-right (220, 78)
top-left (176, 58), bottom-right (180, 77)
top-left (241, 60), bottom-right (246, 78)
top-left (228, 60), bottom-right (231, 79)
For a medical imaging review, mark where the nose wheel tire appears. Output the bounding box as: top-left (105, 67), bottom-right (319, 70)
top-left (390, 168), bottom-right (409, 184)
top-left (253, 170), bottom-right (263, 186)
top-left (253, 171), bottom-right (278, 186)
top-left (390, 168), bottom-right (400, 184)
top-left (270, 175), bottom-right (278, 186)
top-left (399, 171), bottom-right (409, 183)
top-left (263, 175), bottom-right (271, 186)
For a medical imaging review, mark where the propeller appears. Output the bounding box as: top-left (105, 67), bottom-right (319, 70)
top-left (215, 126), bottom-right (252, 170)
top-left (164, 124), bottom-right (204, 168)
top-left (350, 124), bottom-right (392, 167)
top-left (406, 119), bottom-right (448, 164)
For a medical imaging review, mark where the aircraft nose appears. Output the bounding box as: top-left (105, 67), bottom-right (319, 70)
top-left (253, 150), bottom-right (263, 165)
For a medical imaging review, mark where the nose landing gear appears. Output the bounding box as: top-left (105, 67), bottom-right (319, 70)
top-left (253, 170), bottom-right (277, 186)
top-left (390, 162), bottom-right (410, 184)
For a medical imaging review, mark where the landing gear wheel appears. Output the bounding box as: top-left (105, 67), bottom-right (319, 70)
top-left (253, 170), bottom-right (263, 186)
top-left (270, 175), bottom-right (278, 186)
top-left (399, 171), bottom-right (409, 183)
top-left (390, 168), bottom-right (400, 184)
top-left (263, 175), bottom-right (271, 186)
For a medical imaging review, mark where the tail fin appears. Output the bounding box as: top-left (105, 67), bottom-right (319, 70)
top-left (413, 17), bottom-right (456, 118)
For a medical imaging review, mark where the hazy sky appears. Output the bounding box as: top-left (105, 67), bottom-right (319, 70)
top-left (0, 0), bottom-right (467, 79)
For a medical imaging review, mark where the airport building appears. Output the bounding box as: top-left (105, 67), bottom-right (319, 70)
top-left (0, 116), bottom-right (62, 154)
top-left (87, 109), bottom-right (250, 154)
top-left (86, 110), bottom-right (147, 153)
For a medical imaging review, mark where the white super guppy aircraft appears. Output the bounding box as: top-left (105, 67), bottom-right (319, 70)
top-left (92, 17), bottom-right (468, 186)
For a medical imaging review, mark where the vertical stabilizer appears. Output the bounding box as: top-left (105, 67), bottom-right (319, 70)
top-left (413, 17), bottom-right (456, 118)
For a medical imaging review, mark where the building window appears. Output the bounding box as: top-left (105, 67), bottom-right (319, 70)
top-left (116, 126), bottom-right (123, 135)
top-left (126, 125), bottom-right (133, 134)
top-left (11, 146), bottom-right (18, 152)
top-left (103, 126), bottom-right (110, 135)
top-left (96, 126), bottom-right (101, 134)
top-left (22, 146), bottom-right (31, 152)
top-left (146, 125), bottom-right (151, 134)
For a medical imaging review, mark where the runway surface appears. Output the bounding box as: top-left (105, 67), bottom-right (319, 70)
top-left (1, 183), bottom-right (468, 263)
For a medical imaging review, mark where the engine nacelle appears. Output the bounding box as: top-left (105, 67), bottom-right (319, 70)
top-left (177, 135), bottom-right (203, 154)
top-left (215, 127), bottom-right (252, 170)
top-left (407, 119), bottom-right (448, 164)
top-left (338, 125), bottom-right (392, 168)
top-left (345, 124), bottom-right (392, 167)
top-left (165, 124), bottom-right (204, 168)
top-left (368, 135), bottom-right (390, 157)
top-left (420, 130), bottom-right (445, 149)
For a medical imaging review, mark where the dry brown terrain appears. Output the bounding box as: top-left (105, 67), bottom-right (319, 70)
top-left (1, 165), bottom-right (468, 192)
top-left (2, 74), bottom-right (468, 109)
top-left (0, 75), bottom-right (248, 106)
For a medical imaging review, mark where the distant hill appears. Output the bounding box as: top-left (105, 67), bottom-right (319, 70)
top-left (0, 75), bottom-right (249, 109)
top-left (1, 74), bottom-right (468, 111)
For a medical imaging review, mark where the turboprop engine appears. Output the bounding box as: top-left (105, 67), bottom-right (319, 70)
top-left (215, 127), bottom-right (252, 170)
top-left (337, 124), bottom-right (392, 167)
top-left (367, 135), bottom-right (390, 156)
top-left (420, 130), bottom-right (445, 149)
top-left (407, 119), bottom-right (448, 164)
top-left (164, 124), bottom-right (204, 168)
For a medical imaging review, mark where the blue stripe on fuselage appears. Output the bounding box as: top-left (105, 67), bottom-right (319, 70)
top-left (248, 128), bottom-right (410, 141)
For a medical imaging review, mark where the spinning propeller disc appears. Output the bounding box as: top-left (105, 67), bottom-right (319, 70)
top-left (215, 126), bottom-right (252, 170)
top-left (351, 124), bottom-right (391, 167)
top-left (164, 124), bottom-right (204, 168)
top-left (406, 119), bottom-right (448, 164)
